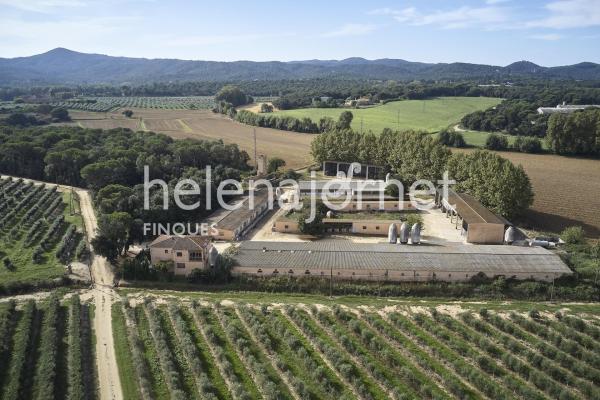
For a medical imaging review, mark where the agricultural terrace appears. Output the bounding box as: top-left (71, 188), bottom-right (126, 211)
top-left (0, 177), bottom-right (85, 292)
top-left (271, 97), bottom-right (502, 133)
top-left (115, 294), bottom-right (600, 400)
top-left (0, 295), bottom-right (97, 400)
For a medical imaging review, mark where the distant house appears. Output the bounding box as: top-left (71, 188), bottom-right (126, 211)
top-left (149, 235), bottom-right (217, 276)
top-left (537, 103), bottom-right (600, 114)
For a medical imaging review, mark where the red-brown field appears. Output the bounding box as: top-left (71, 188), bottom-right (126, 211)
top-left (67, 108), bottom-right (600, 235)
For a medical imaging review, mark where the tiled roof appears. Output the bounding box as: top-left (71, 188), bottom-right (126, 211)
top-left (150, 235), bottom-right (211, 250)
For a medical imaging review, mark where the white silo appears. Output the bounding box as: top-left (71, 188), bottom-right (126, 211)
top-left (399, 222), bottom-right (410, 244)
top-left (410, 224), bottom-right (421, 244)
top-left (388, 223), bottom-right (398, 244)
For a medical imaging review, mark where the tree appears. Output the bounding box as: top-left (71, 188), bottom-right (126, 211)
top-left (122, 109), bottom-right (134, 118)
top-left (260, 103), bottom-right (273, 113)
top-left (561, 226), bottom-right (585, 244)
top-left (96, 184), bottom-right (135, 214)
top-left (447, 150), bottom-right (534, 219)
top-left (336, 111), bottom-right (354, 130)
top-left (546, 109), bottom-right (600, 156)
top-left (485, 134), bottom-right (509, 151)
top-left (267, 157), bottom-right (286, 173)
top-left (50, 107), bottom-right (70, 121)
top-left (215, 85), bottom-right (253, 107)
top-left (91, 212), bottom-right (134, 262)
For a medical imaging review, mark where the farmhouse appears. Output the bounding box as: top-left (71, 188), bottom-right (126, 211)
top-left (436, 189), bottom-right (508, 244)
top-left (231, 241), bottom-right (572, 282)
top-left (212, 190), bottom-right (272, 240)
top-left (149, 235), bottom-right (217, 276)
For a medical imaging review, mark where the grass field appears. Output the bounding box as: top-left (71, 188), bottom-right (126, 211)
top-left (0, 295), bottom-right (97, 400)
top-left (0, 178), bottom-right (83, 288)
top-left (271, 97), bottom-right (502, 133)
top-left (114, 293), bottom-right (600, 400)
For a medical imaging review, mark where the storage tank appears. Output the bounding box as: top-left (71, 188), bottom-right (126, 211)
top-left (388, 223), bottom-right (398, 244)
top-left (410, 224), bottom-right (421, 244)
top-left (326, 210), bottom-right (334, 218)
top-left (208, 246), bottom-right (219, 267)
top-left (399, 222), bottom-right (409, 244)
top-left (504, 226), bottom-right (516, 244)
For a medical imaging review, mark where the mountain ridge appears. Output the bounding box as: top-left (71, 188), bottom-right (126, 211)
top-left (1, 48), bottom-right (599, 85)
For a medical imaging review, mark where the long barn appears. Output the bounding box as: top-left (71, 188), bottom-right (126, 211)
top-left (232, 241), bottom-right (572, 282)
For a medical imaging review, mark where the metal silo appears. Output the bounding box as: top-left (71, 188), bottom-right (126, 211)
top-left (399, 222), bottom-right (409, 244)
top-left (411, 223), bottom-right (421, 244)
top-left (388, 223), bottom-right (398, 244)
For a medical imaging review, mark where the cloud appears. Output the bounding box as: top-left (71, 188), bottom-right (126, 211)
top-left (387, 6), bottom-right (510, 29)
top-left (0, 0), bottom-right (89, 13)
top-left (321, 23), bottom-right (377, 37)
top-left (529, 33), bottom-right (563, 40)
top-left (526, 0), bottom-right (600, 29)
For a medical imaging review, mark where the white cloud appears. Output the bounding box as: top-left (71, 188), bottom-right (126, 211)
top-left (526, 0), bottom-right (600, 29)
top-left (321, 23), bottom-right (377, 37)
top-left (529, 33), bottom-right (563, 40)
top-left (388, 6), bottom-right (510, 29)
top-left (0, 0), bottom-right (89, 13)
top-left (486, 0), bottom-right (511, 4)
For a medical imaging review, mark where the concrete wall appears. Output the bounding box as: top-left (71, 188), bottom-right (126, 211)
top-left (273, 220), bottom-right (300, 233)
top-left (333, 200), bottom-right (414, 212)
top-left (467, 223), bottom-right (505, 244)
top-left (350, 221), bottom-right (402, 236)
top-left (232, 266), bottom-right (558, 282)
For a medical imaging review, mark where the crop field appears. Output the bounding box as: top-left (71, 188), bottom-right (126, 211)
top-left (0, 295), bottom-right (97, 400)
top-left (0, 177), bottom-right (84, 289)
top-left (114, 295), bottom-right (600, 400)
top-left (68, 109), bottom-right (315, 168)
top-left (271, 97), bottom-right (502, 133)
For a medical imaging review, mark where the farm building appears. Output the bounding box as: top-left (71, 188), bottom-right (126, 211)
top-left (296, 179), bottom-right (388, 198)
top-left (322, 161), bottom-right (385, 179)
top-left (212, 190), bottom-right (272, 241)
top-left (272, 216), bottom-right (405, 236)
top-left (436, 189), bottom-right (508, 244)
top-left (231, 241), bottom-right (571, 282)
top-left (149, 235), bottom-right (217, 276)
top-left (536, 103), bottom-right (600, 114)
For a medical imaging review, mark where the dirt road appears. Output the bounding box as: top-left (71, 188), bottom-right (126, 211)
top-left (77, 190), bottom-right (123, 400)
top-left (1, 175), bottom-right (123, 399)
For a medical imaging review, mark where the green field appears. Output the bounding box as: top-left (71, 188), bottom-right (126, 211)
top-left (273, 96), bottom-right (502, 133)
top-left (0, 295), bottom-right (97, 400)
top-left (114, 293), bottom-right (600, 400)
top-left (0, 178), bottom-right (84, 289)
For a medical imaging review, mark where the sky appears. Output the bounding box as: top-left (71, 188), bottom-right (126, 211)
top-left (0, 0), bottom-right (599, 66)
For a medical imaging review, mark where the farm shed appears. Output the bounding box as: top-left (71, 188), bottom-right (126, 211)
top-left (322, 160), bottom-right (385, 179)
top-left (231, 241), bottom-right (571, 283)
top-left (436, 189), bottom-right (508, 244)
top-left (212, 190), bottom-right (272, 241)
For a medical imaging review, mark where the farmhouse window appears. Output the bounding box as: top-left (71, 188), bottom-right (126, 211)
top-left (176, 252), bottom-right (182, 257)
top-left (189, 251), bottom-right (203, 261)
top-left (288, 269), bottom-right (294, 274)
top-left (176, 263), bottom-right (186, 269)
top-left (164, 249), bottom-right (168, 254)
top-left (376, 226), bottom-right (380, 230)
top-left (285, 225), bottom-right (289, 229)
top-left (257, 269), bottom-right (262, 273)
top-left (362, 226), bottom-right (367, 229)
top-left (305, 270), bottom-right (310, 275)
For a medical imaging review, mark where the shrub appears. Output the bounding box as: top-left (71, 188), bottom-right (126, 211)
top-left (513, 136), bottom-right (543, 153)
top-left (485, 134), bottom-right (509, 151)
top-left (561, 226), bottom-right (585, 244)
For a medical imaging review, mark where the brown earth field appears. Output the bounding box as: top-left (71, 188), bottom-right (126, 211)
top-left (69, 108), bottom-right (315, 169)
top-left (68, 108), bottom-right (600, 236)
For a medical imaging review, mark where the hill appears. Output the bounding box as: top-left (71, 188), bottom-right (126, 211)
top-left (1, 48), bottom-right (600, 84)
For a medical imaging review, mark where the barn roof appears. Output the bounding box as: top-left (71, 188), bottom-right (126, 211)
top-left (215, 190), bottom-right (271, 231)
top-left (233, 241), bottom-right (571, 275)
top-left (444, 190), bottom-right (508, 225)
top-left (149, 235), bottom-right (211, 250)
